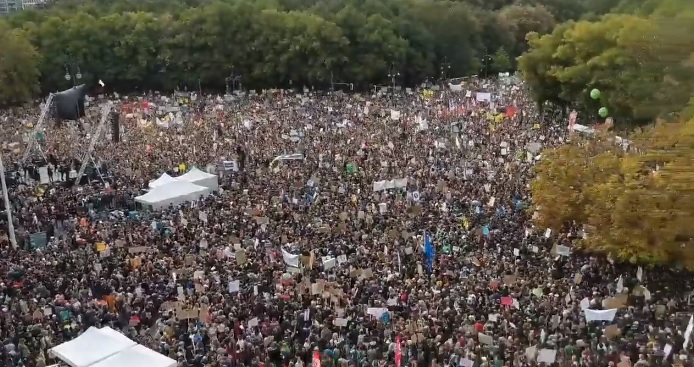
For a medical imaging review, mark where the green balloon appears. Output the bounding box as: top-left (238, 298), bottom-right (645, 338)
top-left (598, 107), bottom-right (608, 117)
top-left (590, 89), bottom-right (601, 99)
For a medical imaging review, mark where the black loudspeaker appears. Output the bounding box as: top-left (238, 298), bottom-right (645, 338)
top-left (53, 84), bottom-right (87, 121)
top-left (111, 113), bottom-right (120, 143)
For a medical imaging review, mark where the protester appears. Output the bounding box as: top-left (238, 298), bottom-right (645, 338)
top-left (0, 78), bottom-right (692, 367)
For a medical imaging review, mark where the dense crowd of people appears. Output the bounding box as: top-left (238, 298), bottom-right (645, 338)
top-left (0, 77), bottom-right (693, 367)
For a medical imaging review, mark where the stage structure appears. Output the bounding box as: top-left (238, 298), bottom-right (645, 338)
top-left (21, 93), bottom-right (54, 165)
top-left (22, 85), bottom-right (87, 165)
top-left (53, 84), bottom-right (87, 121)
top-left (74, 101), bottom-right (113, 185)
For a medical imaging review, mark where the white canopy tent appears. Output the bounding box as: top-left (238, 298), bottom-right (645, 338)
top-left (50, 327), bottom-right (175, 367)
top-left (90, 344), bottom-right (177, 367)
top-left (177, 166), bottom-right (219, 191)
top-left (49, 326), bottom-right (137, 367)
top-left (135, 181), bottom-right (211, 210)
top-left (148, 173), bottom-right (179, 189)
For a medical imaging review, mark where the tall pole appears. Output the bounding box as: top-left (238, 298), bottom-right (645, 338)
top-left (440, 57), bottom-right (450, 87)
top-left (0, 151), bottom-right (17, 249)
top-left (388, 64), bottom-right (399, 107)
top-left (482, 49), bottom-right (490, 79)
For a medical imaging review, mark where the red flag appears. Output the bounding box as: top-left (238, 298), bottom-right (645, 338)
top-left (395, 336), bottom-right (402, 367)
top-left (313, 350), bottom-right (321, 367)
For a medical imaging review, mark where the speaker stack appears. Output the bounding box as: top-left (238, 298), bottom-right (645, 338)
top-left (111, 113), bottom-right (120, 143)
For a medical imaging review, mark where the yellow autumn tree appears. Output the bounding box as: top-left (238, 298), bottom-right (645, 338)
top-left (531, 118), bottom-right (694, 269)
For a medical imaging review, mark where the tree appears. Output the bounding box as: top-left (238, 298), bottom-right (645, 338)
top-left (491, 47), bottom-right (511, 72)
top-left (0, 0), bottom-right (662, 98)
top-left (517, 24), bottom-right (571, 108)
top-left (518, 13), bottom-right (694, 126)
top-left (515, 0), bottom-right (587, 22)
top-left (531, 119), bottom-right (694, 269)
top-left (499, 4), bottom-right (555, 55)
top-left (0, 20), bottom-right (40, 106)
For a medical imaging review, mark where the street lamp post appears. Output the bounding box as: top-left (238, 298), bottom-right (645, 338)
top-left (330, 70), bottom-right (334, 91)
top-left (388, 65), bottom-right (400, 106)
top-left (330, 72), bottom-right (354, 92)
top-left (481, 49), bottom-right (492, 79)
top-left (225, 67), bottom-right (242, 94)
top-left (440, 57), bottom-right (450, 84)
top-left (388, 64), bottom-right (399, 95)
top-left (64, 61), bottom-right (82, 87)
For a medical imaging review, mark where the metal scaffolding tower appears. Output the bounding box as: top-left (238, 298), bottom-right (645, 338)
top-left (0, 150), bottom-right (17, 249)
top-left (21, 93), bottom-right (54, 165)
top-left (74, 101), bottom-right (112, 185)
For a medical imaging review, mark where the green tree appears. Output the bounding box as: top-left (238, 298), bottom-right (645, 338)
top-left (491, 47), bottom-right (512, 72)
top-left (519, 13), bottom-right (694, 126)
top-left (499, 4), bottom-right (555, 55)
top-left (532, 118), bottom-right (694, 269)
top-left (0, 20), bottom-right (40, 106)
top-left (517, 24), bottom-right (571, 108)
top-left (1, 0), bottom-right (653, 97)
top-left (515, 0), bottom-right (587, 22)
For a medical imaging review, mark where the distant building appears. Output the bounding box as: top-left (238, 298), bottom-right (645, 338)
top-left (21, 0), bottom-right (46, 8)
top-left (0, 0), bottom-right (21, 14)
top-left (0, 0), bottom-right (46, 14)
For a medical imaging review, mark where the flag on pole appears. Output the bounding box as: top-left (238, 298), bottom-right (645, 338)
top-left (424, 232), bottom-right (435, 273)
top-left (395, 336), bottom-right (402, 367)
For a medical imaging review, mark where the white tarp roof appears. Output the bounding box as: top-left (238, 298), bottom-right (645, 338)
top-left (90, 345), bottom-right (177, 367)
top-left (135, 181), bottom-right (211, 209)
top-left (177, 167), bottom-right (219, 191)
top-left (49, 327), bottom-right (137, 367)
top-left (148, 173), bottom-right (179, 188)
top-left (178, 166), bottom-right (216, 182)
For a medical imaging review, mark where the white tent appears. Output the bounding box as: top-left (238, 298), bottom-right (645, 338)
top-left (148, 173), bottom-right (179, 189)
top-left (90, 345), bottom-right (177, 367)
top-left (177, 166), bottom-right (219, 191)
top-left (49, 326), bottom-right (137, 367)
top-left (135, 181), bottom-right (211, 210)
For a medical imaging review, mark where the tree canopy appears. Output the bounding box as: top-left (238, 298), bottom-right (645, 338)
top-left (531, 119), bottom-right (694, 269)
top-left (0, 20), bottom-right (40, 107)
top-left (523, 0), bottom-right (694, 269)
top-left (518, 1), bottom-right (694, 126)
top-left (0, 0), bottom-right (653, 104)
top-left (0, 0), bottom-right (689, 108)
